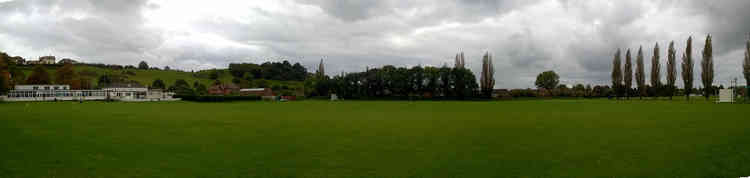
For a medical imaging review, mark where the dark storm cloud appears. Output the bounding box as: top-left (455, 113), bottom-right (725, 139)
top-left (687, 1), bottom-right (750, 53)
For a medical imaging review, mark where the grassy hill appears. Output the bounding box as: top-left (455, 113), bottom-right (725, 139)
top-left (15, 64), bottom-right (304, 91)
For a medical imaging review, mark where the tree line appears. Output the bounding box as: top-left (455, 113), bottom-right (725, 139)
top-left (307, 52), bottom-right (495, 99)
top-left (3, 34), bottom-right (749, 100)
top-left (610, 35), bottom-right (738, 101)
top-left (228, 61), bottom-right (307, 82)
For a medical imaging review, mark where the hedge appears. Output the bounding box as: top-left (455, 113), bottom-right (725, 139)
top-left (176, 95), bottom-right (261, 102)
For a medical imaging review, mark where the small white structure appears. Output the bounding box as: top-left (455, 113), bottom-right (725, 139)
top-left (330, 94), bottom-right (339, 101)
top-left (240, 88), bottom-right (265, 92)
top-left (102, 83), bottom-right (149, 101)
top-left (717, 89), bottom-right (734, 103)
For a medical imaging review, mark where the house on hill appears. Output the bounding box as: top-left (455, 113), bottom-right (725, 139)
top-left (38, 56), bottom-right (55, 64)
top-left (26, 56), bottom-right (56, 65)
top-left (208, 83), bottom-right (239, 95)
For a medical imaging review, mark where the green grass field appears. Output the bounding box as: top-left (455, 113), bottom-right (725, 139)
top-left (1, 99), bottom-right (749, 177)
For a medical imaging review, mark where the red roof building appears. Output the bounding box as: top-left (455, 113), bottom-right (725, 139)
top-left (208, 83), bottom-right (239, 95)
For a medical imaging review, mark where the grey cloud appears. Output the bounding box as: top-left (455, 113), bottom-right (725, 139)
top-left (1, 0), bottom-right (748, 88)
top-left (688, 1), bottom-right (750, 54)
top-left (0, 0), bottom-right (159, 65)
top-left (296, 0), bottom-right (388, 22)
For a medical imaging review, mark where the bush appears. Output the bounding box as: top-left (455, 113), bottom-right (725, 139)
top-left (176, 95), bottom-right (261, 102)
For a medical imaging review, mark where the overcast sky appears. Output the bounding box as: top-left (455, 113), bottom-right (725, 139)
top-left (1, 0), bottom-right (748, 88)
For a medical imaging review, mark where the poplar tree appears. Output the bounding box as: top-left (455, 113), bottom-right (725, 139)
top-left (454, 52), bottom-right (465, 69)
top-left (743, 36), bottom-right (750, 101)
top-left (611, 49), bottom-right (623, 99)
top-left (317, 58), bottom-right (325, 79)
top-left (479, 52), bottom-right (495, 97)
top-left (666, 41), bottom-right (677, 100)
top-left (635, 46), bottom-right (646, 99)
top-left (651, 43), bottom-right (661, 99)
top-left (624, 49), bottom-right (633, 99)
top-left (682, 36), bottom-right (694, 101)
top-left (701, 34), bottom-right (714, 100)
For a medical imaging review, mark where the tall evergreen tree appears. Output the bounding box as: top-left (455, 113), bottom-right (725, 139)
top-left (317, 58), bottom-right (325, 79)
top-left (743, 36), bottom-right (750, 101)
top-left (624, 49), bottom-right (633, 99)
top-left (611, 49), bottom-right (623, 99)
top-left (650, 43), bottom-right (661, 99)
top-left (666, 41), bottom-right (677, 100)
top-left (635, 46), bottom-right (646, 99)
top-left (479, 52), bottom-right (495, 97)
top-left (682, 36), bottom-right (694, 101)
top-left (701, 34), bottom-right (714, 100)
top-left (454, 52), bottom-right (466, 69)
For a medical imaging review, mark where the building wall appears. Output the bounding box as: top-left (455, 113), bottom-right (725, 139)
top-left (3, 88), bottom-right (178, 102)
top-left (15, 85), bottom-right (70, 90)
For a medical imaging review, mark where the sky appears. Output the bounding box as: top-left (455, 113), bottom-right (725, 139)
top-left (0, 0), bottom-right (748, 88)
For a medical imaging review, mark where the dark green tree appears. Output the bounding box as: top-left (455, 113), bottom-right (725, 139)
top-left (611, 49), bottom-right (623, 99)
top-left (209, 70), bottom-right (219, 80)
top-left (682, 36), bottom-right (695, 101)
top-left (194, 81), bottom-right (208, 95)
top-left (535, 70), bottom-right (560, 97)
top-left (651, 43), bottom-right (661, 99)
top-left (138, 61), bottom-right (149, 70)
top-left (480, 52), bottom-right (495, 97)
top-left (636, 46), bottom-right (646, 99)
top-left (170, 79), bottom-right (194, 96)
top-left (624, 49), bottom-right (633, 99)
top-left (151, 79), bottom-right (166, 89)
top-left (701, 34), bottom-right (714, 100)
top-left (666, 41), bottom-right (677, 100)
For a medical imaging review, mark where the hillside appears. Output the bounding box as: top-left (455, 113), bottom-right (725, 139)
top-left (14, 64), bottom-right (304, 92)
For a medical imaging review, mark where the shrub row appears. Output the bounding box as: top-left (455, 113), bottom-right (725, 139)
top-left (176, 95), bottom-right (261, 102)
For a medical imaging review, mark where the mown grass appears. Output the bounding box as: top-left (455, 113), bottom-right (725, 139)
top-left (1, 99), bottom-right (749, 177)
